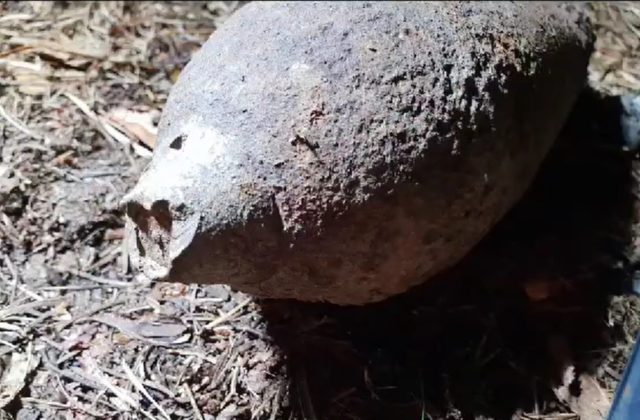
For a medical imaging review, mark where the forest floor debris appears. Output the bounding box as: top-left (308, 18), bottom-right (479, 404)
top-left (0, 2), bottom-right (640, 419)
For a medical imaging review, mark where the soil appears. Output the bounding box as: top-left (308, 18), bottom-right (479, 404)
top-left (1, 2), bottom-right (640, 420)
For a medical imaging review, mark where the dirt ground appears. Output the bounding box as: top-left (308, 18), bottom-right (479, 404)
top-left (1, 2), bottom-right (640, 420)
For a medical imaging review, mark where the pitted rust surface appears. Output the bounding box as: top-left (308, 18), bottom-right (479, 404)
top-left (123, 1), bottom-right (593, 304)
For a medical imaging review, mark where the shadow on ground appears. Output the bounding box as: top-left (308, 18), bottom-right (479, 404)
top-left (258, 90), bottom-right (639, 420)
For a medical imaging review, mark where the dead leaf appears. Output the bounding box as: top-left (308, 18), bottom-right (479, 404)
top-left (8, 35), bottom-right (110, 60)
top-left (106, 108), bottom-right (159, 150)
top-left (13, 72), bottom-right (50, 96)
top-left (0, 346), bottom-right (40, 409)
top-left (37, 49), bottom-right (91, 70)
top-left (53, 301), bottom-right (71, 320)
top-left (84, 332), bottom-right (116, 359)
top-left (553, 365), bottom-right (611, 420)
top-left (53, 68), bottom-right (87, 80)
top-left (170, 68), bottom-right (181, 84)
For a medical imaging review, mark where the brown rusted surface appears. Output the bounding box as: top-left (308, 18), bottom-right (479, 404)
top-left (123, 1), bottom-right (593, 304)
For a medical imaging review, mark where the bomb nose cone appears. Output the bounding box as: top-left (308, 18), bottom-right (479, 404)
top-left (122, 118), bottom-right (282, 285)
